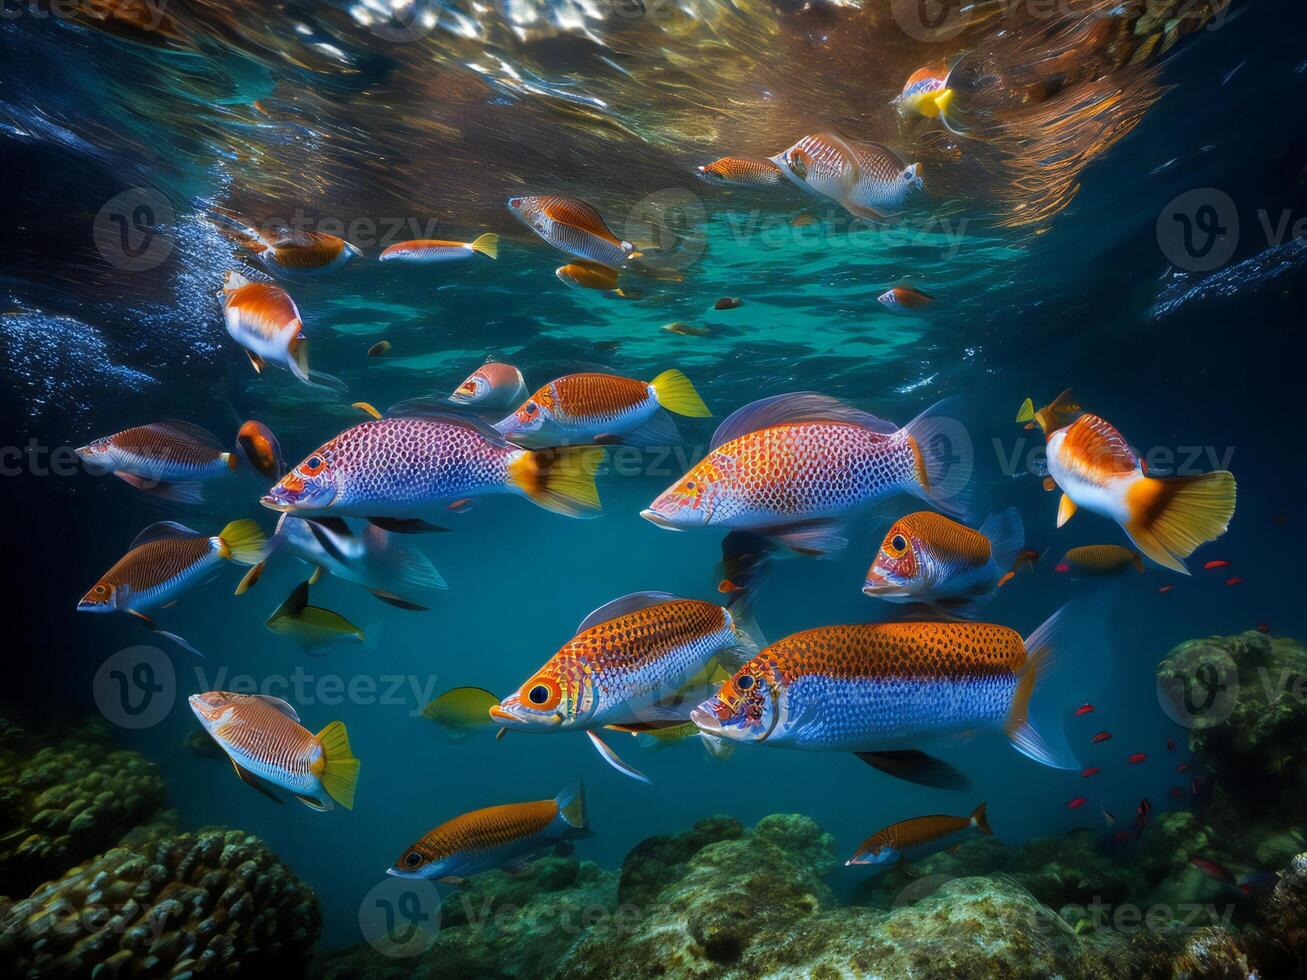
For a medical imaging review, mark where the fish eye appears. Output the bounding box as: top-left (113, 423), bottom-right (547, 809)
top-left (403, 851), bottom-right (422, 869)
top-left (891, 534), bottom-right (908, 552)
top-left (684, 480), bottom-right (696, 491)
top-left (528, 684), bottom-right (550, 704)
top-left (736, 674), bottom-right (755, 691)
top-left (94, 585), bottom-right (107, 595)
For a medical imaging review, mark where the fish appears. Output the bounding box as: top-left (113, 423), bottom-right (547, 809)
top-left (488, 591), bottom-right (759, 782)
top-left (1067, 797), bottom-right (1087, 810)
top-left (715, 530), bottom-right (776, 598)
top-left (691, 603), bottom-right (1104, 785)
top-left (1015, 389), bottom-right (1082, 434)
top-left (78, 520), bottom-right (268, 657)
top-left (219, 271), bottom-right (344, 390)
top-left (1157, 584), bottom-right (1175, 593)
top-left (236, 420), bottom-right (285, 481)
top-left (238, 513), bottom-right (445, 609)
top-left (663, 322), bottom-right (711, 337)
top-left (215, 217), bottom-right (362, 274)
top-left (378, 234), bottom-right (498, 263)
top-left (894, 58), bottom-right (967, 134)
top-left (713, 297), bottom-right (743, 310)
top-left (264, 580), bottom-right (365, 651)
top-left (1128, 752), bottom-right (1147, 764)
top-left (188, 691), bottom-right (358, 810)
top-left (1092, 731), bottom-right (1112, 743)
top-left (421, 687), bottom-right (502, 741)
top-left (260, 413), bottom-right (604, 523)
top-left (76, 420), bottom-right (239, 503)
top-left (1166, 738), bottom-right (1177, 751)
top-left (1075, 703), bottom-right (1095, 716)
top-left (1135, 797), bottom-right (1152, 833)
top-left (368, 341), bottom-right (391, 357)
top-left (507, 195), bottom-right (635, 270)
top-left (1176, 762), bottom-right (1190, 773)
top-left (1054, 545), bottom-right (1145, 575)
top-left (845, 802), bottom-right (991, 869)
top-left (1256, 622), bottom-right (1271, 634)
top-left (862, 508), bottom-right (1025, 614)
top-left (695, 156), bottom-right (786, 188)
top-left (877, 286), bottom-right (934, 313)
top-left (1203, 560), bottom-right (1231, 570)
top-left (1082, 767), bottom-right (1100, 777)
top-left (770, 133), bottom-right (923, 220)
top-left (556, 261), bottom-right (621, 292)
top-left (387, 782), bottom-right (590, 882)
top-left (450, 362), bottom-right (529, 410)
top-left (1101, 807), bottom-right (1116, 825)
top-left (494, 370), bottom-right (710, 448)
top-left (1189, 854), bottom-right (1235, 885)
top-left (354, 402), bottom-right (383, 420)
top-left (642, 393), bottom-right (973, 556)
top-left (1225, 576), bottom-right (1243, 587)
top-left (1029, 392), bottom-right (1236, 573)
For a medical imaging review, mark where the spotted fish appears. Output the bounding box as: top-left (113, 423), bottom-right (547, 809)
top-left (507, 195), bottom-right (635, 270)
top-left (771, 133), bottom-right (923, 220)
top-left (495, 370), bottom-right (710, 448)
top-left (388, 782), bottom-right (589, 882)
top-left (641, 393), bottom-right (973, 556)
top-left (695, 156), bottom-right (786, 188)
top-left (76, 420), bottom-right (238, 503)
top-left (489, 592), bottom-right (757, 781)
top-left (260, 414), bottom-right (604, 525)
top-left (691, 604), bottom-right (1101, 785)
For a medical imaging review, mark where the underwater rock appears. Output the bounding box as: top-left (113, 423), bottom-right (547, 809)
top-left (0, 711), bottom-right (165, 897)
top-left (0, 827), bottom-right (320, 979)
top-left (615, 815), bottom-right (743, 909)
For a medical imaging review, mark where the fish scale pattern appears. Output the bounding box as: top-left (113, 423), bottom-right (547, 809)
top-left (317, 418), bottom-right (516, 507)
top-left (697, 423), bottom-right (919, 525)
top-left (867, 813), bottom-right (970, 852)
top-left (513, 196), bottom-right (628, 269)
top-left (414, 800), bottom-right (559, 860)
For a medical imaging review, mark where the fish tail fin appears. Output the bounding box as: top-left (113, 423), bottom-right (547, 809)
top-left (970, 801), bottom-right (992, 836)
top-left (287, 335), bottom-right (312, 385)
top-left (1007, 601), bottom-right (1106, 770)
top-left (316, 720), bottom-right (359, 810)
top-left (234, 559), bottom-right (267, 595)
top-left (362, 524), bottom-right (448, 591)
top-left (555, 780), bottom-right (590, 836)
top-left (979, 507), bottom-right (1024, 578)
top-left (507, 447), bottom-right (604, 518)
top-left (649, 369), bottom-right (712, 417)
top-left (900, 396), bottom-right (976, 521)
top-left (218, 519), bottom-right (268, 566)
top-left (1123, 471), bottom-right (1236, 575)
top-left (469, 233), bottom-right (498, 259)
top-left (934, 88), bottom-right (967, 134)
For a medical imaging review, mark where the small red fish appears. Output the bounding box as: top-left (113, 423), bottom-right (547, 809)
top-left (1092, 731), bottom-right (1112, 743)
top-left (1157, 584), bottom-right (1175, 593)
top-left (1169, 787), bottom-right (1184, 799)
top-left (1189, 855), bottom-right (1235, 884)
top-left (1128, 753), bottom-right (1147, 764)
top-left (1135, 797), bottom-right (1151, 832)
top-left (1054, 562), bottom-right (1070, 573)
top-left (1176, 762), bottom-right (1190, 773)
top-left (1203, 560), bottom-right (1231, 570)
top-left (1166, 738), bottom-right (1176, 751)
top-left (1067, 797), bottom-right (1087, 810)
top-left (1081, 767), bottom-right (1101, 777)
top-left (1225, 576), bottom-right (1243, 586)
top-left (1075, 703), bottom-right (1095, 717)
top-left (1256, 623), bottom-right (1270, 634)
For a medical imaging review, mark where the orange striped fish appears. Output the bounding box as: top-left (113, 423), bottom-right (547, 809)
top-left (692, 604), bottom-right (1105, 785)
top-left (76, 420), bottom-right (238, 502)
top-left (695, 156), bottom-right (785, 188)
top-left (495, 370), bottom-right (710, 448)
top-left (189, 691), bottom-right (359, 811)
top-left (379, 234), bottom-right (497, 263)
top-left (847, 802), bottom-right (991, 868)
top-left (217, 216), bottom-right (362, 274)
top-left (771, 134), bottom-right (923, 220)
top-left (388, 782), bottom-right (589, 882)
top-left (507, 195), bottom-right (635, 270)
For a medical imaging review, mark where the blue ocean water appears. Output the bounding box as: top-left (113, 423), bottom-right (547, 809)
top-left (3, 0), bottom-right (1307, 957)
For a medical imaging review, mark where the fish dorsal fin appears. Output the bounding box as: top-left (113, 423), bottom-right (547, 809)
top-left (152, 419), bottom-right (225, 450)
top-left (273, 581), bottom-right (311, 619)
top-left (853, 140), bottom-right (909, 172)
top-left (384, 400), bottom-right (509, 444)
top-left (130, 521), bottom-right (202, 549)
top-left (575, 591), bottom-right (680, 633)
top-left (1064, 414), bottom-right (1138, 473)
top-left (710, 393), bottom-right (896, 450)
top-left (253, 695), bottom-right (301, 723)
top-left (541, 197), bottom-right (620, 245)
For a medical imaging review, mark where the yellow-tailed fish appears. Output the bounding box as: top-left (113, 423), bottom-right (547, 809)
top-left (379, 235), bottom-right (498, 263)
top-left (76, 420), bottom-right (240, 503)
top-left (189, 691), bottom-right (359, 810)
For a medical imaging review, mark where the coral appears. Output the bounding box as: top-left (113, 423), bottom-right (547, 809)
top-left (0, 827), bottom-right (320, 978)
top-left (0, 712), bottom-right (165, 897)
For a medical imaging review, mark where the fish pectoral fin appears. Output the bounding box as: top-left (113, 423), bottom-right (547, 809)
top-left (245, 349), bottom-right (267, 374)
top-left (436, 876), bottom-right (468, 887)
top-left (585, 730), bottom-right (651, 783)
top-left (125, 609), bottom-right (205, 658)
top-left (308, 564), bottom-right (324, 585)
top-left (230, 759), bottom-right (284, 804)
top-left (760, 519), bottom-right (847, 557)
top-left (368, 589), bottom-right (430, 611)
top-left (114, 471), bottom-right (205, 503)
top-left (842, 200), bottom-right (888, 222)
top-left (1056, 493), bottom-right (1078, 528)
top-left (294, 794), bottom-right (331, 811)
top-left (367, 517), bottom-right (450, 534)
top-left (853, 749), bottom-right (971, 790)
top-left (235, 560), bottom-right (266, 595)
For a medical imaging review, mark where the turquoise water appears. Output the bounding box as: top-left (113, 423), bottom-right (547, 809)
top-left (4, 0), bottom-right (1307, 957)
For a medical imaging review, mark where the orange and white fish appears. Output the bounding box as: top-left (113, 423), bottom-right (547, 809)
top-left (494, 370), bottom-right (710, 448)
top-left (847, 803), bottom-right (991, 868)
top-left (556, 261), bottom-right (621, 292)
top-left (449, 361), bottom-right (529, 411)
top-left (1024, 392), bottom-right (1237, 573)
top-left (78, 519), bottom-right (267, 656)
top-left (219, 272), bottom-right (344, 390)
top-left (863, 509), bottom-right (1025, 614)
top-left (388, 783), bottom-right (589, 882)
top-left (894, 58), bottom-right (966, 135)
top-left (235, 420), bottom-right (285, 481)
top-left (76, 420), bottom-right (240, 502)
top-left (877, 285), bottom-right (933, 312)
top-left (695, 156), bottom-right (786, 188)
top-left (189, 691), bottom-right (358, 810)
top-left (507, 195), bottom-right (635, 270)
top-left (642, 393), bottom-right (973, 556)
top-left (216, 217), bottom-right (362, 274)
top-left (379, 235), bottom-right (498, 263)
top-left (771, 134), bottom-right (923, 220)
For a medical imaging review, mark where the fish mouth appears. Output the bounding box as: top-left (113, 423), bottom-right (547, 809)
top-left (639, 509), bottom-right (684, 531)
top-left (690, 706), bottom-right (722, 734)
top-left (260, 492), bottom-right (295, 511)
top-left (488, 705), bottom-right (515, 722)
